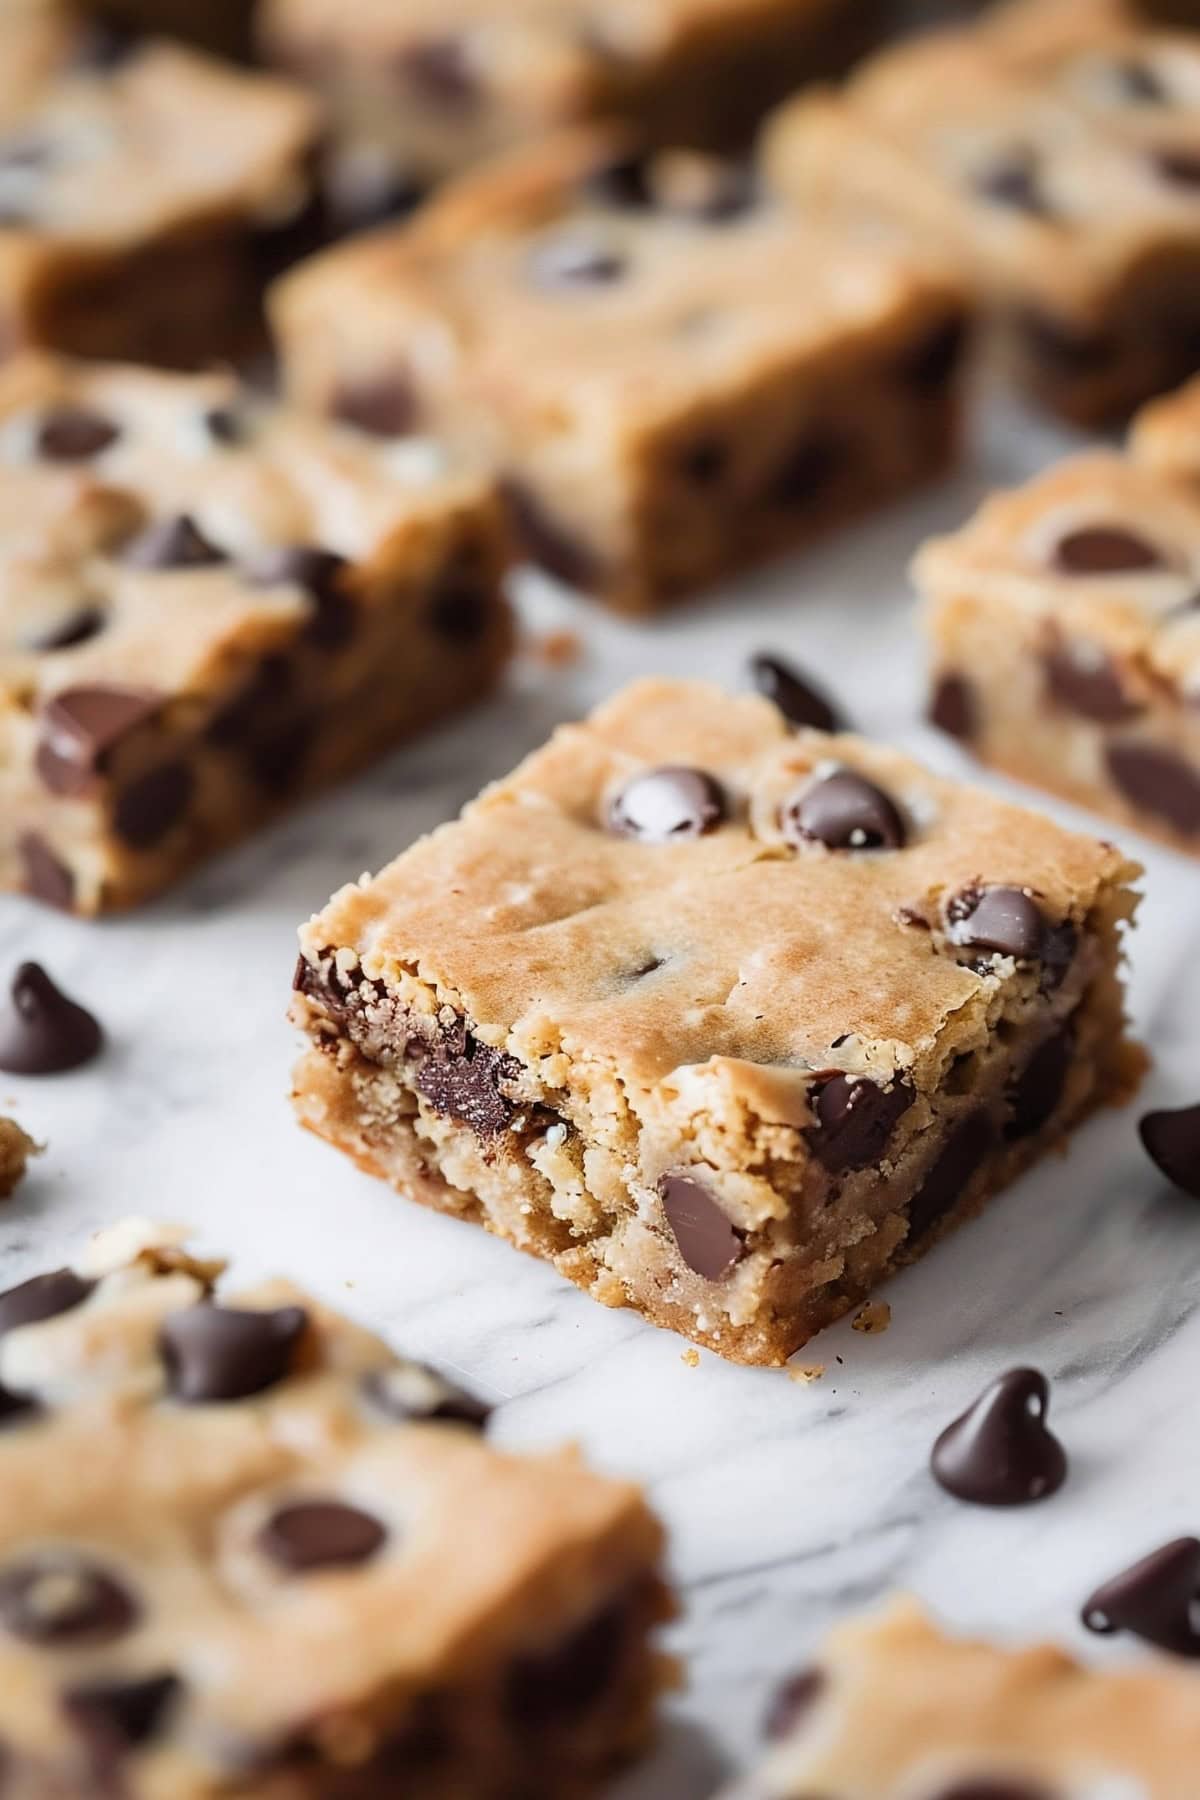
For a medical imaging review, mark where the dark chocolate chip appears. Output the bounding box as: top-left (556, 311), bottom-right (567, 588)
top-left (202, 406), bottom-right (246, 447)
top-left (247, 545), bottom-right (353, 649)
top-left (160, 1303), bottom-right (309, 1403)
top-left (974, 157), bottom-right (1051, 216)
top-left (500, 478), bottom-right (600, 590)
top-left (767, 432), bottom-right (841, 508)
top-left (929, 671), bottom-right (977, 741)
top-left (894, 312), bottom-right (969, 388)
top-left (1006, 1029), bottom-right (1071, 1141)
top-left (35, 406), bottom-right (119, 462)
top-left (582, 152), bottom-right (653, 210)
top-left (1043, 642), bottom-right (1140, 722)
top-left (1039, 922), bottom-right (1077, 993)
top-left (362, 1362), bottom-right (491, 1430)
top-left (414, 1033), bottom-right (521, 1138)
top-left (1082, 1537), bottom-right (1200, 1656)
top-left (35, 684), bottom-right (162, 795)
top-left (1139, 1100), bottom-right (1200, 1197)
top-left (1016, 308), bottom-right (1114, 376)
top-left (932, 1367), bottom-right (1067, 1506)
top-left (0, 1266), bottom-right (94, 1336)
top-left (908, 1111), bottom-right (994, 1242)
top-left (529, 234), bottom-right (627, 287)
top-left (332, 374), bottom-right (417, 439)
top-left (1154, 148), bottom-right (1200, 187)
top-left (749, 652), bottom-right (841, 733)
top-left (17, 833), bottom-right (75, 912)
top-left (782, 770), bottom-right (905, 852)
top-left (0, 963), bottom-right (102, 1075)
top-left (1106, 741), bottom-right (1200, 835)
top-left (658, 1172), bottom-right (744, 1281)
top-left (1053, 525), bottom-right (1165, 575)
top-left (507, 1598), bottom-right (628, 1725)
top-left (258, 1501), bottom-right (387, 1572)
top-left (28, 604), bottom-right (107, 652)
top-left (946, 887), bottom-right (1048, 961)
top-left (808, 1075), bottom-right (914, 1174)
top-left (64, 1673), bottom-right (180, 1752)
top-left (426, 580), bottom-right (489, 642)
top-left (933, 1785), bottom-right (1055, 1800)
top-left (763, 1667), bottom-right (825, 1741)
top-left (123, 513), bottom-right (225, 571)
top-left (112, 760), bottom-right (194, 850)
top-left (247, 716), bottom-right (317, 795)
top-left (0, 1555), bottom-right (137, 1645)
top-left (398, 37), bottom-right (479, 108)
top-left (609, 767), bottom-right (726, 843)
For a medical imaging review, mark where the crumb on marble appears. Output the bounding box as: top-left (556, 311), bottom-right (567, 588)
top-left (529, 628), bottom-right (584, 668)
top-left (681, 1348), bottom-right (700, 1368)
top-left (851, 1301), bottom-right (892, 1335)
top-left (0, 1118), bottom-right (38, 1199)
top-left (789, 1363), bottom-right (826, 1384)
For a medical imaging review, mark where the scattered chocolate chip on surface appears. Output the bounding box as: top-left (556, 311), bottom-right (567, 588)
top-left (749, 652), bottom-right (841, 732)
top-left (763, 1666), bottom-right (825, 1741)
top-left (782, 768), bottom-right (905, 851)
top-left (160, 1302), bottom-right (309, 1403)
top-left (0, 963), bottom-right (103, 1075)
top-left (1083, 1537), bottom-right (1200, 1656)
top-left (931, 1368), bottom-right (1067, 1506)
top-left (608, 766), bottom-right (726, 842)
top-left (1139, 1101), bottom-right (1200, 1197)
top-left (658, 1172), bottom-right (744, 1280)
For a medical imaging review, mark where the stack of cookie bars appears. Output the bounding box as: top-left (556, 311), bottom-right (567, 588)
top-left (2, 0), bottom-right (1200, 1794)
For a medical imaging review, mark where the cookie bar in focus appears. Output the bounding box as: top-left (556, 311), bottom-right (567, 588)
top-left (0, 1219), bottom-right (671, 1794)
top-left (273, 131), bottom-right (969, 615)
top-left (726, 1597), bottom-right (1200, 1799)
top-left (765, 9), bottom-right (1200, 423)
top-left (0, 1118), bottom-right (36, 1196)
top-left (0, 28), bottom-right (319, 366)
top-left (919, 451), bottom-right (1200, 853)
top-left (291, 678), bottom-right (1141, 1367)
top-left (0, 354), bottom-right (513, 915)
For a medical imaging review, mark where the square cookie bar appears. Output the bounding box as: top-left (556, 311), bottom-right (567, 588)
top-left (726, 1597), bottom-right (1200, 1798)
top-left (764, 8), bottom-right (1200, 424)
top-left (274, 132), bottom-right (969, 615)
top-left (291, 678), bottom-right (1141, 1367)
top-left (0, 1220), bottom-right (671, 1795)
top-left (0, 354), bottom-right (513, 915)
top-left (919, 450), bottom-right (1200, 854)
top-left (0, 26), bottom-right (319, 366)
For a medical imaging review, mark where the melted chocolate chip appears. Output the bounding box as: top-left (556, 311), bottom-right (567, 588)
top-left (908, 1111), bottom-right (994, 1242)
top-left (946, 887), bottom-right (1049, 961)
top-left (0, 1266), bottom-right (94, 1336)
top-left (160, 1303), bottom-right (308, 1404)
top-left (35, 406), bottom-right (119, 462)
top-left (529, 234), bottom-right (627, 287)
top-left (932, 1368), bottom-right (1067, 1506)
top-left (0, 963), bottom-right (103, 1075)
top-left (258, 1501), bottom-right (387, 1572)
top-left (763, 1667), bottom-right (825, 1741)
top-left (1006, 1029), bottom-right (1071, 1141)
top-left (64, 1672), bottom-right (180, 1752)
top-left (18, 833), bottom-right (75, 912)
top-left (1043, 642), bottom-right (1139, 722)
top-left (929, 671), bottom-right (978, 741)
top-left (782, 770), bottom-right (905, 852)
top-left (362, 1362), bottom-right (491, 1430)
top-left (975, 157), bottom-right (1050, 216)
top-left (608, 767), bottom-right (726, 843)
top-left (36, 684), bottom-right (162, 796)
top-left (29, 604), bottom-right (107, 652)
top-left (398, 37), bottom-right (479, 108)
top-left (1053, 525), bottom-right (1165, 575)
top-left (1139, 1100), bottom-right (1200, 1197)
top-left (247, 545), bottom-right (353, 649)
top-left (1083, 1537), bottom-right (1200, 1656)
top-left (113, 760), bottom-right (194, 850)
top-left (1106, 742), bottom-right (1200, 835)
top-left (749, 652), bottom-right (841, 732)
top-left (333, 374), bottom-right (418, 439)
top-left (414, 1029), bottom-right (522, 1138)
top-left (0, 1556), bottom-right (137, 1645)
top-left (123, 513), bottom-right (225, 571)
top-left (658, 1173), bottom-right (744, 1281)
top-left (808, 1075), bottom-right (913, 1174)
top-left (507, 1598), bottom-right (629, 1724)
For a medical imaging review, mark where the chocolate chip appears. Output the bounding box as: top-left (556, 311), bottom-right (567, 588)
top-left (894, 312), bottom-right (969, 388)
top-left (202, 406), bottom-right (245, 447)
top-left (658, 1173), bottom-right (744, 1281)
top-left (783, 770), bottom-right (905, 852)
top-left (362, 1361), bottom-right (491, 1429)
top-left (414, 1032), bottom-right (521, 1138)
top-left (332, 374), bottom-right (417, 439)
top-left (1154, 148), bottom-right (1200, 187)
top-left (582, 152), bottom-right (653, 210)
top-left (1043, 642), bottom-right (1139, 722)
top-left (426, 580), bottom-right (489, 642)
top-left (931, 1367), bottom-right (1067, 1506)
top-left (123, 513), bottom-right (225, 571)
top-left (398, 38), bottom-right (479, 108)
top-left (499, 479), bottom-right (600, 591)
top-left (205, 655), bottom-right (292, 749)
top-left (1039, 922), bottom-right (1077, 993)
top-left (975, 157), bottom-right (1051, 216)
top-left (609, 767), bottom-right (726, 842)
top-left (1082, 1537), bottom-right (1200, 1656)
top-left (258, 1501), bottom-right (387, 1572)
top-left (507, 1599), bottom-right (628, 1724)
top-left (933, 1785), bottom-right (1055, 1800)
top-left (0, 1556), bottom-right (137, 1645)
top-left (946, 887), bottom-right (1049, 961)
top-left (28, 604), bottom-right (107, 652)
top-left (64, 1673), bottom-right (179, 1752)
top-left (749, 652), bottom-right (841, 732)
top-left (763, 1667), bottom-right (825, 1741)
top-left (1006, 1029), bottom-right (1071, 1141)
top-left (1106, 742), bottom-right (1200, 835)
top-left (929, 671), bottom-right (977, 741)
top-left (0, 963), bottom-right (103, 1075)
top-left (0, 1266), bottom-right (94, 1335)
top-left (247, 545), bottom-right (353, 649)
top-left (1053, 525), bottom-right (1165, 575)
top-left (908, 1111), bottom-right (994, 1242)
top-left (35, 684), bottom-right (162, 796)
top-left (17, 833), bottom-right (75, 912)
top-left (768, 432), bottom-right (841, 508)
top-left (1139, 1100), bottom-right (1200, 1196)
top-left (530, 234), bottom-right (627, 288)
top-left (35, 406), bottom-right (119, 461)
top-left (160, 1303), bottom-right (308, 1403)
top-left (113, 760), bottom-right (194, 850)
top-left (247, 716), bottom-right (316, 795)
top-left (808, 1075), bottom-right (913, 1174)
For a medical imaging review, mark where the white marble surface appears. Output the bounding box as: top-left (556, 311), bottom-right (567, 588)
top-left (3, 389), bottom-right (1199, 1797)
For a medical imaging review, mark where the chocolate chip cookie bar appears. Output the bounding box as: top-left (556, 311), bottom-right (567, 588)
top-left (274, 132), bottom-right (969, 615)
top-left (0, 1118), bottom-right (36, 1197)
top-left (728, 1596), bottom-right (1200, 1798)
top-left (919, 451), bottom-right (1200, 854)
top-left (765, 8), bottom-right (1200, 423)
top-left (291, 677), bottom-right (1141, 1367)
top-left (0, 26), bottom-right (319, 367)
top-left (0, 1219), bottom-right (671, 1794)
top-left (0, 354), bottom-right (513, 915)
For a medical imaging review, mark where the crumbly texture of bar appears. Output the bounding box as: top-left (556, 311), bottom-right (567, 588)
top-left (274, 130), bottom-right (969, 615)
top-left (918, 449), bottom-right (1200, 854)
top-left (0, 28), bottom-right (319, 366)
top-left (726, 1596), bottom-right (1200, 1799)
top-left (0, 1118), bottom-right (36, 1197)
top-left (0, 354), bottom-right (513, 915)
top-left (0, 1218), bottom-right (671, 1796)
top-left (764, 7), bottom-right (1200, 424)
top-left (291, 677), bottom-right (1142, 1367)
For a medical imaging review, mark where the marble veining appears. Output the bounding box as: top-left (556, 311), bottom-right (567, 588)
top-left (2, 390), bottom-right (1198, 1795)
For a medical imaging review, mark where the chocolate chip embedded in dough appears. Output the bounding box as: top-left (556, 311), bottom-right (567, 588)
top-left (1043, 642), bottom-right (1140, 722)
top-left (247, 545), bottom-right (353, 649)
top-left (159, 1302), bottom-right (309, 1403)
top-left (1052, 525), bottom-right (1165, 575)
top-left (749, 652), bottom-right (841, 733)
top-left (35, 406), bottom-right (120, 462)
top-left (808, 1075), bottom-right (913, 1174)
top-left (63, 1672), bottom-right (180, 1752)
top-left (608, 767), bottom-right (726, 843)
top-left (945, 887), bottom-right (1049, 961)
top-left (658, 1173), bottom-right (744, 1281)
top-left (928, 671), bottom-right (977, 741)
top-left (0, 1555), bottom-right (137, 1645)
top-left (507, 1598), bottom-right (629, 1724)
top-left (112, 760), bottom-right (194, 850)
top-left (123, 513), bottom-right (226, 571)
top-left (1005, 1028), bottom-right (1071, 1141)
top-left (1083, 1536), bottom-right (1200, 1656)
top-left (932, 1783), bottom-right (1058, 1800)
top-left (0, 963), bottom-right (103, 1075)
top-left (931, 1367), bottom-right (1068, 1506)
top-left (1015, 308), bottom-right (1114, 377)
top-left (1154, 148), bottom-right (1200, 188)
top-left (0, 1266), bottom-right (95, 1335)
top-left (1139, 1100), bottom-right (1200, 1197)
top-left (332, 373), bottom-right (418, 439)
top-left (17, 833), bottom-right (75, 912)
top-left (974, 156), bottom-right (1052, 217)
top-left (35, 684), bottom-right (163, 796)
top-left (258, 1501), bottom-right (387, 1572)
top-left (1105, 742), bottom-right (1200, 836)
top-left (907, 1111), bottom-right (994, 1242)
top-left (782, 769), bottom-right (905, 852)
top-left (414, 1032), bottom-right (522, 1138)
top-left (28, 604), bottom-right (107, 653)
top-left (895, 312), bottom-right (969, 388)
